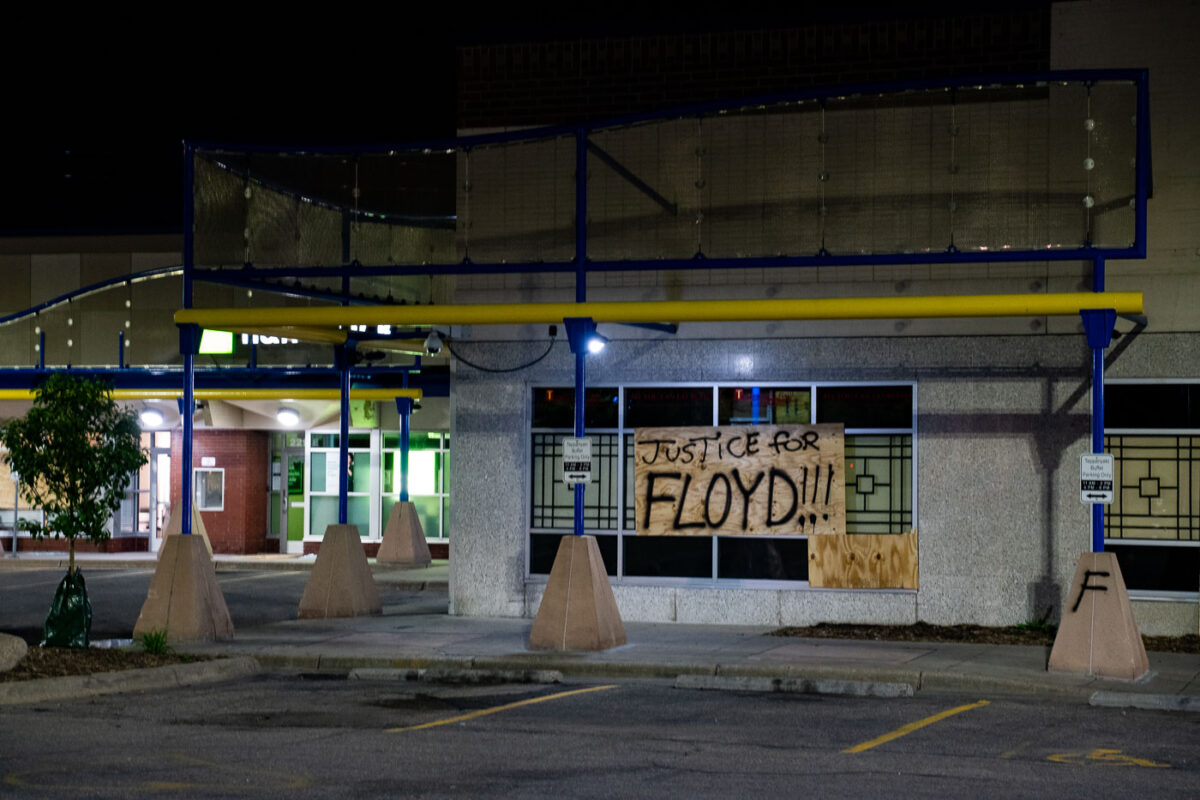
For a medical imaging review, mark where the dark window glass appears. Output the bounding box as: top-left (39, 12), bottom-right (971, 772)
top-left (817, 385), bottom-right (913, 428)
top-left (1109, 544), bottom-right (1200, 592)
top-left (718, 537), bottom-right (809, 580)
top-left (532, 387), bottom-right (619, 428)
top-left (718, 387), bottom-right (812, 425)
top-left (530, 533), bottom-right (617, 575)
top-left (1106, 384), bottom-right (1199, 429)
top-left (530, 433), bottom-right (619, 530)
top-left (625, 387), bottom-right (713, 428)
top-left (624, 536), bottom-right (712, 578)
top-left (311, 433), bottom-right (372, 448)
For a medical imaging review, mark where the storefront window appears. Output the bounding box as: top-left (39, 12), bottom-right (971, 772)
top-left (718, 387), bottom-right (811, 425)
top-left (308, 432), bottom-right (373, 538)
top-left (1104, 414), bottom-right (1200, 593)
top-left (530, 382), bottom-right (917, 583)
top-left (193, 468), bottom-right (224, 511)
top-left (381, 432), bottom-right (450, 540)
top-left (625, 386), bottom-right (713, 427)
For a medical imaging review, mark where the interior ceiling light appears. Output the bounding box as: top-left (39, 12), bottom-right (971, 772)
top-left (276, 407), bottom-right (301, 427)
top-left (139, 408), bottom-right (164, 428)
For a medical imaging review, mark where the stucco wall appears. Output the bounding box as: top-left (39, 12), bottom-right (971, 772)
top-left (449, 333), bottom-right (1129, 627)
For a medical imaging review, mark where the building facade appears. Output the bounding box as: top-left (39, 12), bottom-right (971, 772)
top-left (0, 1), bottom-right (1195, 635)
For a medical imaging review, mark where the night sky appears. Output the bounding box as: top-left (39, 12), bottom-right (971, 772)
top-left (1, 4), bottom-right (1043, 235)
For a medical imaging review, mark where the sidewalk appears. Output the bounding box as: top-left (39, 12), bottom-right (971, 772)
top-left (169, 603), bottom-right (1200, 709)
top-left (2, 552), bottom-right (1198, 710)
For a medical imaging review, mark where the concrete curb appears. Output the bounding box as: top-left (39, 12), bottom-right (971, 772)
top-left (349, 667), bottom-right (563, 684)
top-left (373, 581), bottom-right (449, 591)
top-left (240, 652), bottom-right (1169, 703)
top-left (1090, 691), bottom-right (1200, 712)
top-left (676, 674), bottom-right (915, 698)
top-left (0, 656), bottom-right (260, 706)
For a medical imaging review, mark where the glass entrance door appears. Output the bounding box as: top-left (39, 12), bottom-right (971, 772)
top-left (118, 432), bottom-right (170, 553)
top-left (283, 453), bottom-right (305, 553)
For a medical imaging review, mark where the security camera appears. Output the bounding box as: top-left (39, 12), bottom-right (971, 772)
top-left (424, 330), bottom-right (443, 356)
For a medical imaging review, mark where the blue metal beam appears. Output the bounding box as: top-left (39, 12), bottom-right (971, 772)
top-left (201, 244), bottom-right (1148, 283)
top-left (586, 140), bottom-right (678, 216)
top-left (0, 366), bottom-right (450, 396)
top-left (0, 266), bottom-right (182, 328)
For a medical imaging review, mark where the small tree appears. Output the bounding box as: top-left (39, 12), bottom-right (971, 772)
top-left (0, 373), bottom-right (147, 646)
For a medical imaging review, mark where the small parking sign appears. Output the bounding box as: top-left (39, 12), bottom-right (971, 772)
top-left (562, 437), bottom-right (592, 485)
top-left (1080, 453), bottom-right (1114, 504)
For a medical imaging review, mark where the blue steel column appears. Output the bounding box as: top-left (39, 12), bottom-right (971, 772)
top-left (573, 339), bottom-right (586, 536)
top-left (572, 130), bottom-right (589, 536)
top-left (336, 346), bottom-right (351, 525)
top-left (564, 318), bottom-right (595, 537)
top-left (181, 144), bottom-right (196, 536)
top-left (1081, 307), bottom-right (1116, 553)
top-left (398, 372), bottom-right (411, 502)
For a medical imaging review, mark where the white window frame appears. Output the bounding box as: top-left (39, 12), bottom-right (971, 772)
top-left (193, 467), bottom-right (225, 512)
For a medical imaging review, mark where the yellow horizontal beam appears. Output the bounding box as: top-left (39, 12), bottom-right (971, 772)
top-left (175, 292), bottom-right (1144, 329)
top-left (0, 388), bottom-right (421, 402)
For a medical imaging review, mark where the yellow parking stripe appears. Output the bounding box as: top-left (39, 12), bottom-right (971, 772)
top-left (388, 684), bottom-right (618, 733)
top-left (843, 700), bottom-right (990, 754)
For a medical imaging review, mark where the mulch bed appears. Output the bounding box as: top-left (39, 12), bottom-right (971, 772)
top-left (0, 646), bottom-right (211, 683)
top-left (771, 622), bottom-right (1200, 654)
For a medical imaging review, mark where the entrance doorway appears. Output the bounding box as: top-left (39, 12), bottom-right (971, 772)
top-left (118, 432), bottom-right (171, 552)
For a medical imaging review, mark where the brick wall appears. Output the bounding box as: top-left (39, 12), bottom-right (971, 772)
top-left (457, 8), bottom-right (1051, 128)
top-left (170, 430), bottom-right (269, 554)
top-left (1, 535), bottom-right (148, 554)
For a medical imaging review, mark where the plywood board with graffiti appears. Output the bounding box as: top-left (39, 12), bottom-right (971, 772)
top-left (634, 424), bottom-right (845, 536)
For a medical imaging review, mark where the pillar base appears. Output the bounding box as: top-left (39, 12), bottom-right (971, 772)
top-left (376, 502), bottom-right (432, 566)
top-left (1048, 552), bottom-right (1149, 680)
top-left (297, 524), bottom-right (382, 619)
top-left (529, 535), bottom-right (625, 651)
top-left (133, 532), bottom-right (233, 642)
top-left (159, 505), bottom-right (213, 557)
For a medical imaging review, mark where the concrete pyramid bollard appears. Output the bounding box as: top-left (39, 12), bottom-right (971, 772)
top-left (159, 504), bottom-right (214, 557)
top-left (1049, 551), bottom-right (1149, 680)
top-left (297, 524), bottom-right (382, 619)
top-left (133, 532), bottom-right (233, 642)
top-left (376, 501), bottom-right (432, 566)
top-left (529, 534), bottom-right (626, 651)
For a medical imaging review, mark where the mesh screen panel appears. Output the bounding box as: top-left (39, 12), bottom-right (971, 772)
top-left (457, 136), bottom-right (575, 264)
top-left (193, 78), bottom-right (1140, 275)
